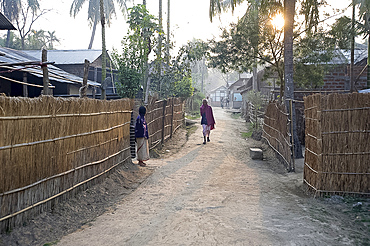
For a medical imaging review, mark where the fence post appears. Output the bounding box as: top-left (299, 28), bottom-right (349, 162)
top-left (289, 99), bottom-right (295, 172)
top-left (42, 48), bottom-right (50, 95)
top-left (80, 59), bottom-right (90, 98)
top-left (161, 100), bottom-right (167, 146)
top-left (170, 98), bottom-right (174, 138)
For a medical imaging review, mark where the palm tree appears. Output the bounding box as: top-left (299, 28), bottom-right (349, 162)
top-left (46, 31), bottom-right (60, 49)
top-left (70, 0), bottom-right (129, 49)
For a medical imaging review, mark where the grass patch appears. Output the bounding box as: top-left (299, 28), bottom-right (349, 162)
top-left (43, 241), bottom-right (59, 246)
top-left (186, 111), bottom-right (200, 120)
top-left (230, 112), bottom-right (241, 119)
top-left (240, 122), bottom-right (254, 139)
top-left (241, 131), bottom-right (253, 138)
top-left (186, 125), bottom-right (197, 139)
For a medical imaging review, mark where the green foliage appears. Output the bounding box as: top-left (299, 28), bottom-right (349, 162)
top-left (329, 17), bottom-right (353, 49)
top-left (0, 29), bottom-right (60, 50)
top-left (209, 1), bottom-right (284, 80)
top-left (246, 90), bottom-right (265, 110)
top-left (113, 4), bottom-right (160, 98)
top-left (186, 90), bottom-right (204, 116)
top-left (174, 76), bottom-right (194, 98)
top-left (294, 31), bottom-right (336, 88)
top-left (115, 65), bottom-right (142, 98)
top-left (209, 0), bottom-right (339, 90)
top-left (294, 64), bottom-right (325, 88)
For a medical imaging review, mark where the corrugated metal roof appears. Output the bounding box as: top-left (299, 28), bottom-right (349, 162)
top-left (327, 49), bottom-right (367, 65)
top-left (0, 47), bottom-right (99, 87)
top-left (0, 12), bottom-right (16, 30)
top-left (23, 49), bottom-right (103, 65)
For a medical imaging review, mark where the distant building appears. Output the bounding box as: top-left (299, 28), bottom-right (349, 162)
top-left (209, 85), bottom-right (227, 107)
top-left (227, 79), bottom-right (245, 109)
top-left (0, 47), bottom-right (99, 97)
top-left (0, 12), bottom-right (16, 30)
top-left (23, 49), bottom-right (118, 95)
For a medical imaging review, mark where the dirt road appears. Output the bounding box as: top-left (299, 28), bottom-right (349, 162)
top-left (57, 108), bottom-right (368, 246)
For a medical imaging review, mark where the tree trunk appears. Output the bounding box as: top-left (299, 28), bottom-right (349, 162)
top-left (158, 0), bottom-right (163, 94)
top-left (6, 30), bottom-right (10, 47)
top-left (284, 0), bottom-right (302, 160)
top-left (88, 16), bottom-right (98, 50)
top-left (350, 0), bottom-right (355, 92)
top-left (100, 0), bottom-right (107, 100)
top-left (166, 0), bottom-right (170, 64)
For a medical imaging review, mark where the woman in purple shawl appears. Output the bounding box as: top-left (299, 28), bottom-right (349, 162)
top-left (200, 99), bottom-right (215, 144)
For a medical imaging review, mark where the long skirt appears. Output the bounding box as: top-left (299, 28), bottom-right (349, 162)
top-left (136, 137), bottom-right (150, 161)
top-left (202, 124), bottom-right (211, 136)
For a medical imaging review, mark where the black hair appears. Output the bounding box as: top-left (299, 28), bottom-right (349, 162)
top-left (139, 106), bottom-right (146, 115)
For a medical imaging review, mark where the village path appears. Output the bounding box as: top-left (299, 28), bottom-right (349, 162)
top-left (57, 107), bottom-right (363, 246)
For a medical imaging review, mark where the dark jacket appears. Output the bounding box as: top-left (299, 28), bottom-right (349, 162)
top-left (135, 115), bottom-right (149, 139)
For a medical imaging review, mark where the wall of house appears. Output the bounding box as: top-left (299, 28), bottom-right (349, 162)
top-left (322, 65), bottom-right (367, 91)
top-left (0, 80), bottom-right (11, 96)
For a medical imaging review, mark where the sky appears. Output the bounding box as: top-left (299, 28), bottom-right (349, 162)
top-left (32, 0), bottom-right (249, 54)
top-left (31, 0), bottom-right (352, 54)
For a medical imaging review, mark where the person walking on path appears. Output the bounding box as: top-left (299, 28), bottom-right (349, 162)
top-left (135, 106), bottom-right (150, 167)
top-left (200, 99), bottom-right (215, 144)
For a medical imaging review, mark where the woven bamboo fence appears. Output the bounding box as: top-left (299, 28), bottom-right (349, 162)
top-left (304, 93), bottom-right (370, 196)
top-left (144, 97), bottom-right (185, 150)
top-left (262, 101), bottom-right (293, 170)
top-left (0, 96), bottom-right (133, 232)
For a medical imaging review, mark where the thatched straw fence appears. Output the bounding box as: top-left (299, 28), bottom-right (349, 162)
top-left (304, 93), bottom-right (370, 196)
top-left (136, 97), bottom-right (185, 150)
top-left (262, 101), bottom-right (293, 170)
top-left (0, 96), bottom-right (133, 232)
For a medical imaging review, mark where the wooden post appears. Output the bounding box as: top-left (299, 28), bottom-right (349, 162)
top-left (42, 48), bottom-right (50, 95)
top-left (80, 59), bottom-right (90, 98)
top-left (170, 98), bottom-right (174, 138)
top-left (161, 100), bottom-right (167, 146)
top-left (22, 72), bottom-right (28, 97)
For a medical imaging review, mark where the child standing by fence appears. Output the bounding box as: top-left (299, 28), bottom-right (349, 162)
top-left (135, 106), bottom-right (150, 167)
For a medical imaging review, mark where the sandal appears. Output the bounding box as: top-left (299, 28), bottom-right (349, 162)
top-left (138, 161), bottom-right (146, 167)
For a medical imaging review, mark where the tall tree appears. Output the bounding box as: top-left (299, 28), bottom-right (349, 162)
top-left (0, 0), bottom-right (46, 49)
top-left (1, 0), bottom-right (20, 47)
top-left (157, 0), bottom-right (163, 93)
top-left (100, 0), bottom-right (107, 99)
top-left (354, 0), bottom-right (370, 88)
top-left (70, 0), bottom-right (129, 49)
top-left (166, 0), bottom-right (170, 64)
top-left (46, 31), bottom-right (59, 49)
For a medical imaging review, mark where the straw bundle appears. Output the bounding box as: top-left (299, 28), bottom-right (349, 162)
top-left (304, 93), bottom-right (369, 196)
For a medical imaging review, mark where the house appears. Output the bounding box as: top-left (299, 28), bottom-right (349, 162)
top-left (23, 49), bottom-right (118, 95)
top-left (0, 12), bottom-right (16, 30)
top-left (322, 48), bottom-right (368, 91)
top-left (0, 47), bottom-right (99, 97)
top-left (209, 85), bottom-right (227, 107)
top-left (227, 78), bottom-right (245, 109)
